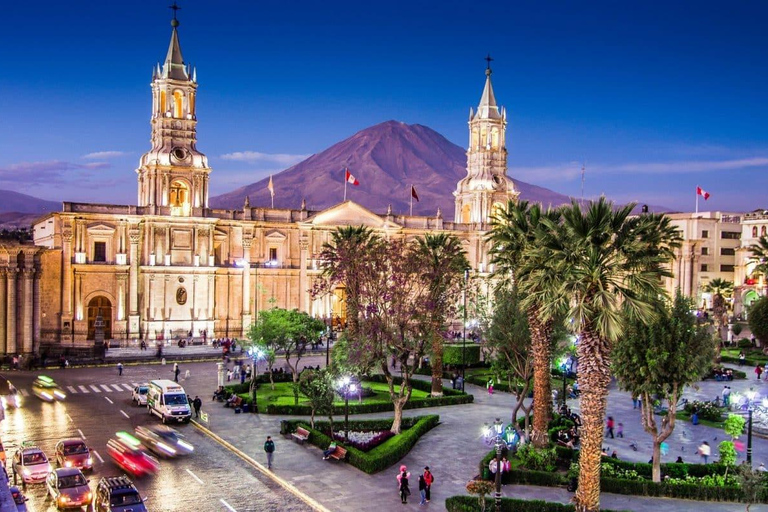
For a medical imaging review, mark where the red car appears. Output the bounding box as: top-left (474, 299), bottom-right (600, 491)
top-left (105, 433), bottom-right (159, 478)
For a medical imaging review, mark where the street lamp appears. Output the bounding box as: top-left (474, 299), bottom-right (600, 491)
top-left (493, 417), bottom-right (504, 512)
top-left (560, 360), bottom-right (568, 408)
top-left (746, 389), bottom-right (756, 466)
top-left (247, 347), bottom-right (264, 413)
top-left (325, 314), bottom-right (332, 368)
top-left (338, 376), bottom-right (356, 442)
top-left (462, 269), bottom-right (469, 391)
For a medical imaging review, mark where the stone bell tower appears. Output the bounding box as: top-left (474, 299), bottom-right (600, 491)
top-left (454, 57), bottom-right (518, 226)
top-left (136, 11), bottom-right (211, 215)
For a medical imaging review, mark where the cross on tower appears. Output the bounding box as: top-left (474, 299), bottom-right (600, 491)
top-left (485, 54), bottom-right (493, 70)
top-left (169, 1), bottom-right (181, 20)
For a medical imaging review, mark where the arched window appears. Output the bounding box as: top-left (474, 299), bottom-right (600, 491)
top-left (160, 90), bottom-right (167, 115)
top-left (169, 179), bottom-right (190, 216)
top-left (491, 128), bottom-right (499, 149)
top-left (461, 204), bottom-right (471, 224)
top-left (491, 202), bottom-right (505, 222)
top-left (753, 227), bottom-right (759, 238)
top-left (173, 90), bottom-right (184, 118)
top-left (762, 226), bottom-right (767, 237)
top-left (189, 92), bottom-right (195, 116)
top-left (471, 129), bottom-right (479, 149)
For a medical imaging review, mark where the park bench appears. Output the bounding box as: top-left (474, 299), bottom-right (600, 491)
top-left (226, 396), bottom-right (243, 411)
top-left (328, 446), bottom-right (347, 462)
top-left (291, 427), bottom-right (310, 444)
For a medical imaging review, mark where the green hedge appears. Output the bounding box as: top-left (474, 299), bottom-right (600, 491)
top-left (259, 375), bottom-right (472, 415)
top-left (281, 415), bottom-right (439, 474)
top-left (445, 496), bottom-right (626, 512)
top-left (444, 344), bottom-right (481, 365)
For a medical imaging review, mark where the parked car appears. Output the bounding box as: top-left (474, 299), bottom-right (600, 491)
top-left (105, 433), bottom-right (159, 478)
top-left (131, 385), bottom-right (148, 406)
top-left (55, 439), bottom-right (93, 471)
top-left (9, 486), bottom-right (28, 511)
top-left (92, 475), bottom-right (147, 512)
top-left (46, 468), bottom-right (91, 510)
top-left (12, 444), bottom-right (51, 487)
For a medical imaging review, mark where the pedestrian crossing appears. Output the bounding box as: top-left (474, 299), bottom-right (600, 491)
top-left (18, 382), bottom-right (140, 396)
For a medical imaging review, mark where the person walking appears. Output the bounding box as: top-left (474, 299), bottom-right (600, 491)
top-left (423, 466), bottom-right (434, 502)
top-left (698, 441), bottom-right (710, 464)
top-left (755, 364), bottom-right (763, 381)
top-left (174, 365), bottom-right (181, 383)
top-left (617, 422), bottom-right (624, 438)
top-left (739, 351), bottom-right (746, 366)
top-left (486, 378), bottom-right (494, 395)
top-left (117, 362), bottom-right (123, 376)
top-left (192, 396), bottom-right (202, 418)
top-left (397, 465), bottom-right (411, 504)
top-left (418, 474), bottom-right (427, 505)
top-left (606, 416), bottom-right (615, 439)
top-left (264, 436), bottom-right (275, 469)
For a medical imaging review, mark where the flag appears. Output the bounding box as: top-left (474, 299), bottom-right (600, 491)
top-left (696, 186), bottom-right (710, 200)
top-left (345, 168), bottom-right (359, 186)
top-left (267, 175), bottom-right (274, 197)
top-left (411, 185), bottom-right (420, 202)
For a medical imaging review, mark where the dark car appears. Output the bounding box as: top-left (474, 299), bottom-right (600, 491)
top-left (92, 476), bottom-right (147, 512)
top-left (9, 486), bottom-right (28, 511)
top-left (133, 425), bottom-right (193, 458)
top-left (55, 439), bottom-right (93, 471)
top-left (105, 433), bottom-right (158, 478)
top-left (46, 468), bottom-right (91, 510)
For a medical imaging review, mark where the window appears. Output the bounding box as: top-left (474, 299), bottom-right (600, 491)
top-left (721, 231), bottom-right (741, 239)
top-left (753, 227), bottom-right (759, 237)
top-left (763, 226), bottom-right (767, 236)
top-left (720, 248), bottom-right (736, 256)
top-left (701, 264), bottom-right (709, 272)
top-left (269, 247), bottom-right (278, 262)
top-left (701, 247), bottom-right (709, 255)
top-left (720, 264), bottom-right (735, 272)
top-left (701, 230), bottom-right (709, 238)
top-left (93, 242), bottom-right (106, 262)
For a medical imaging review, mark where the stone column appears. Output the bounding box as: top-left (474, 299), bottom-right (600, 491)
top-left (6, 269), bottom-right (17, 354)
top-left (128, 228), bottom-right (140, 339)
top-left (241, 238), bottom-right (252, 336)
top-left (62, 230), bottom-right (73, 317)
top-left (22, 269), bottom-right (34, 353)
top-left (299, 238), bottom-right (308, 313)
top-left (0, 270), bottom-right (6, 354)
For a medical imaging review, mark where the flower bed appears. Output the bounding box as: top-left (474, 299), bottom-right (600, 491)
top-left (330, 429), bottom-right (395, 452)
top-left (446, 496), bottom-right (626, 512)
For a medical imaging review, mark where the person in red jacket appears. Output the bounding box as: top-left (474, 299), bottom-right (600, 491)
top-left (423, 466), bottom-right (434, 503)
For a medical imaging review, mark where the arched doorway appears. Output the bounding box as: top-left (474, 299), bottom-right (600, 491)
top-left (87, 296), bottom-right (112, 340)
top-left (331, 287), bottom-right (347, 330)
top-left (744, 290), bottom-right (760, 317)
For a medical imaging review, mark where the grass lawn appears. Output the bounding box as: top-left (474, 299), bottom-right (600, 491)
top-left (254, 380), bottom-right (431, 407)
top-left (674, 410), bottom-right (726, 429)
top-left (722, 348), bottom-right (768, 367)
top-left (465, 367), bottom-right (576, 389)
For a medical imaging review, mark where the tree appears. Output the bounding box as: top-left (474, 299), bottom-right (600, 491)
top-left (720, 413), bottom-right (746, 480)
top-left (524, 199), bottom-right (682, 512)
top-left (413, 233), bottom-right (469, 396)
top-left (485, 285), bottom-right (534, 435)
top-left (613, 291), bottom-right (715, 482)
top-left (247, 308), bottom-right (325, 403)
top-left (704, 278), bottom-right (734, 345)
top-left (298, 368), bottom-right (335, 429)
top-left (488, 200), bottom-right (563, 448)
top-left (736, 464), bottom-right (764, 512)
top-left (748, 235), bottom-right (768, 286)
top-left (317, 226), bottom-right (382, 336)
top-left (748, 297), bottom-right (768, 346)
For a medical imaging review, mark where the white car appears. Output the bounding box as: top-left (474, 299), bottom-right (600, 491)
top-left (132, 385), bottom-right (148, 406)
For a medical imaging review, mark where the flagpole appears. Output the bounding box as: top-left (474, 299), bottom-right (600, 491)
top-left (581, 162), bottom-right (585, 206)
top-left (344, 173), bottom-right (347, 202)
top-left (410, 185), bottom-right (413, 216)
top-left (695, 187), bottom-right (699, 215)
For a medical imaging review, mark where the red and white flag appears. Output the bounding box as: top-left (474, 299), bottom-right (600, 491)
top-left (345, 168), bottom-right (359, 186)
top-left (697, 186), bottom-right (710, 200)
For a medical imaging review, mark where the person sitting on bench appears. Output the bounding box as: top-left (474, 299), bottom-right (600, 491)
top-left (322, 442), bottom-right (337, 460)
top-left (212, 386), bottom-right (226, 401)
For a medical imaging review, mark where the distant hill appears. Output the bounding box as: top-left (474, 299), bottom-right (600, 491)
top-left (211, 121), bottom-right (574, 217)
top-left (0, 189), bottom-right (59, 229)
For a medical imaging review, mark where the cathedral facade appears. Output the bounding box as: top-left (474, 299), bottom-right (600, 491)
top-left (25, 18), bottom-right (516, 351)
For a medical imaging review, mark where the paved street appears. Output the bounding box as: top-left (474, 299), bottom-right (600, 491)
top-left (4, 359), bottom-right (768, 511)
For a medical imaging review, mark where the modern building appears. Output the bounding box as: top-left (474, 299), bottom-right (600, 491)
top-left (26, 15), bottom-right (515, 351)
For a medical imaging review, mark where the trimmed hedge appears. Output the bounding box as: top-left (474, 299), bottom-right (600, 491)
top-left (255, 374), bottom-right (472, 415)
top-left (444, 344), bottom-right (481, 365)
top-left (281, 415), bottom-right (439, 474)
top-left (445, 496), bottom-right (626, 512)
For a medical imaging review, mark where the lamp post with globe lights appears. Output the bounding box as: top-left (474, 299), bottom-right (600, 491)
top-left (493, 417), bottom-right (504, 512)
top-left (338, 376), bottom-right (357, 442)
top-left (746, 389), bottom-right (756, 465)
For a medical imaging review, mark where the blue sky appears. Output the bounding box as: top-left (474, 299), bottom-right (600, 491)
top-left (0, 1), bottom-right (766, 212)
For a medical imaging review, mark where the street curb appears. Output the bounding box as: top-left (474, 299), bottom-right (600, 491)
top-left (191, 419), bottom-right (332, 512)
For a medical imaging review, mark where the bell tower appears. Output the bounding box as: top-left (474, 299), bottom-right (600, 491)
top-left (454, 57), bottom-right (518, 226)
top-left (136, 9), bottom-right (211, 215)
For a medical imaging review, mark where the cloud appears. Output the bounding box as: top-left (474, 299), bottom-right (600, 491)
top-left (219, 151), bottom-right (310, 166)
top-left (514, 157), bottom-right (768, 183)
top-left (0, 160), bottom-right (111, 186)
top-left (82, 151), bottom-right (128, 159)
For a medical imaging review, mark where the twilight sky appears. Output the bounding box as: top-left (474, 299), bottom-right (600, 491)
top-left (0, 1), bottom-right (766, 212)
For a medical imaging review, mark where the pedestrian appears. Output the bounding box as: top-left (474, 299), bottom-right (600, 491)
top-left (606, 416), bottom-right (615, 439)
top-left (763, 363), bottom-right (768, 381)
top-left (117, 362), bottom-right (123, 376)
top-left (184, 369), bottom-right (191, 380)
top-left (240, 370), bottom-right (246, 384)
top-left (698, 441), bottom-right (710, 464)
top-left (264, 436), bottom-right (275, 469)
top-left (174, 365), bottom-right (181, 383)
top-left (722, 385), bottom-right (730, 407)
top-left (192, 396), bottom-right (202, 418)
top-left (397, 465), bottom-right (411, 504)
top-left (227, 369), bottom-right (233, 382)
top-left (755, 364), bottom-right (763, 381)
top-left (418, 474), bottom-right (427, 505)
top-left (739, 352), bottom-right (746, 366)
top-left (617, 422), bottom-right (624, 438)
top-left (423, 466), bottom-right (434, 503)
top-left (487, 378), bottom-right (494, 395)
top-left (751, 333), bottom-right (757, 346)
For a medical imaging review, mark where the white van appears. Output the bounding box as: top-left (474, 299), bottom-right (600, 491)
top-left (147, 380), bottom-right (191, 424)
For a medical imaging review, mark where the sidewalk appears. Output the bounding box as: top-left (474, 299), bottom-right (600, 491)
top-left (186, 371), bottom-right (768, 511)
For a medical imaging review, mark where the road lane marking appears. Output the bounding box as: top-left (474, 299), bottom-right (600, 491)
top-left (104, 397), bottom-right (114, 404)
top-left (120, 410), bottom-right (130, 419)
top-left (100, 384), bottom-right (112, 392)
top-left (131, 382), bottom-right (139, 387)
top-left (77, 429), bottom-right (86, 440)
top-left (219, 499), bottom-right (237, 512)
top-left (122, 383), bottom-right (134, 391)
top-left (67, 386), bottom-right (77, 394)
top-left (89, 385), bottom-right (101, 393)
top-left (186, 469), bottom-right (204, 484)
top-left (111, 384), bottom-right (123, 392)
top-left (66, 413), bottom-right (73, 422)
top-left (78, 385), bottom-right (89, 393)
top-left (92, 450), bottom-right (104, 463)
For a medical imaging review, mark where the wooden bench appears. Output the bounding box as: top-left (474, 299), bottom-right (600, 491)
top-left (226, 396), bottom-right (243, 411)
top-left (291, 427), bottom-right (310, 444)
top-left (328, 446), bottom-right (347, 462)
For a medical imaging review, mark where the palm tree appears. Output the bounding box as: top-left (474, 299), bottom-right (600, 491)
top-left (522, 198), bottom-right (681, 512)
top-left (413, 233), bottom-right (469, 396)
top-left (703, 278), bottom-right (734, 346)
top-left (318, 226), bottom-right (381, 336)
top-left (488, 200), bottom-right (563, 448)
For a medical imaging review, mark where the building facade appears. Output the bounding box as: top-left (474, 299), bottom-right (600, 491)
top-left (28, 18), bottom-right (513, 351)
